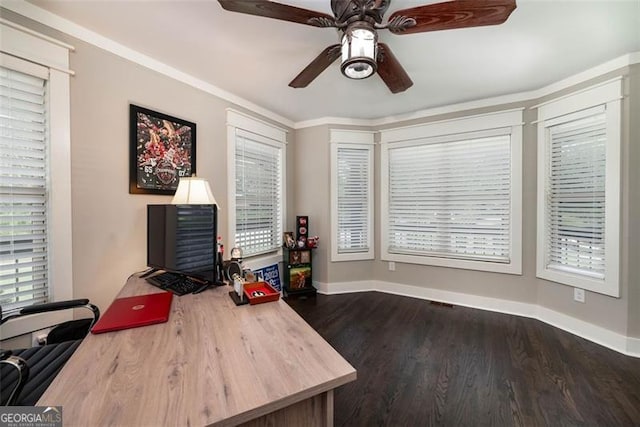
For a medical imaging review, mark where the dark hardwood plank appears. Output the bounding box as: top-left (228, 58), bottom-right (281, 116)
top-left (287, 292), bottom-right (640, 426)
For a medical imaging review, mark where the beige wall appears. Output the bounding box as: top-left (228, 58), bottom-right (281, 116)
top-left (533, 67), bottom-right (637, 336)
top-left (68, 40), bottom-right (225, 311)
top-left (627, 66), bottom-right (640, 337)
top-left (293, 126), bottom-right (376, 285)
top-left (296, 67), bottom-right (639, 338)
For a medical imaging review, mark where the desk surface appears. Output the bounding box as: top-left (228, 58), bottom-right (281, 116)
top-left (38, 276), bottom-right (356, 426)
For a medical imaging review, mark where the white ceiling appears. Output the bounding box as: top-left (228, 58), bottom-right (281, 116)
top-left (20, 0), bottom-right (640, 122)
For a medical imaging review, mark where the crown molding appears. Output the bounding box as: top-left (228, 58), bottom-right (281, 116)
top-left (1, 1), bottom-right (295, 129)
top-left (294, 116), bottom-right (373, 130)
top-left (294, 52), bottom-right (640, 129)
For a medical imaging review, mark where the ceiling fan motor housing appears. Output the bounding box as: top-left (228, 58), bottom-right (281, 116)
top-left (331, 0), bottom-right (390, 25)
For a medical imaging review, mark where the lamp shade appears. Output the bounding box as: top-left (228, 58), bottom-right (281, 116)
top-left (171, 177), bottom-right (219, 206)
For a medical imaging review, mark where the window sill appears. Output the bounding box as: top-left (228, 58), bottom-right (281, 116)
top-left (0, 311), bottom-right (71, 340)
top-left (242, 251), bottom-right (282, 271)
top-left (331, 250), bottom-right (374, 262)
top-left (383, 252), bottom-right (522, 275)
top-left (536, 267), bottom-right (619, 298)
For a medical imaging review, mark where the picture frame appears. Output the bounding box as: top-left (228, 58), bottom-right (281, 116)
top-left (129, 104), bottom-right (196, 195)
top-left (289, 266), bottom-right (311, 289)
top-left (290, 250), bottom-right (301, 265)
top-left (296, 216), bottom-right (309, 241)
top-left (283, 232), bottom-right (295, 249)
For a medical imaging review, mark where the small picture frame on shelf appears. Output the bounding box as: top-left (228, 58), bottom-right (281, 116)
top-left (290, 250), bottom-right (301, 265)
top-left (300, 250), bottom-right (310, 264)
top-left (283, 232), bottom-right (295, 249)
top-left (243, 269), bottom-right (257, 283)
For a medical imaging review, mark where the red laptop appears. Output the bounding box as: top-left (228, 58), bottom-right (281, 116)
top-left (91, 292), bottom-right (173, 334)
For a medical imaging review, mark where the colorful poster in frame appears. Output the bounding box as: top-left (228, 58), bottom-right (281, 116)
top-left (129, 104), bottom-right (196, 194)
top-left (289, 266), bottom-right (311, 289)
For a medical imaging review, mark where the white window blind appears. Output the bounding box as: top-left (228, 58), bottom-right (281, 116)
top-left (336, 146), bottom-right (371, 254)
top-left (536, 78), bottom-right (620, 297)
top-left (545, 110), bottom-right (606, 279)
top-left (388, 134), bottom-right (511, 262)
top-left (235, 132), bottom-right (282, 257)
top-left (0, 65), bottom-right (49, 315)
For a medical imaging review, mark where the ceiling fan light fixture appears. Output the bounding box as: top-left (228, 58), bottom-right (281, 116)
top-left (340, 25), bottom-right (377, 80)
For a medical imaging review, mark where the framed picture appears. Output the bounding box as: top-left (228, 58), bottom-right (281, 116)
top-left (296, 216), bottom-right (309, 241)
top-left (129, 104), bottom-right (196, 194)
top-left (289, 266), bottom-right (311, 289)
top-left (283, 232), bottom-right (295, 249)
top-left (289, 250), bottom-right (301, 265)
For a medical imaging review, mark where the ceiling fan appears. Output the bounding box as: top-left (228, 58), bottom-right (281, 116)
top-left (218, 0), bottom-right (516, 93)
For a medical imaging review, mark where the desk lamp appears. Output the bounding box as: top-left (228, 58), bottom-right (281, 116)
top-left (171, 177), bottom-right (222, 284)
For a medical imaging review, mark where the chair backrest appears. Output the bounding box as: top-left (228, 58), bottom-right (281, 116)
top-left (0, 299), bottom-right (100, 406)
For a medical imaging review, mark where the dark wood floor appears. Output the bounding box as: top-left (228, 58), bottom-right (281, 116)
top-left (286, 292), bottom-right (640, 427)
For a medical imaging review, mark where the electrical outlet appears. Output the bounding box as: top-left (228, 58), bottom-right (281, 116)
top-left (574, 288), bottom-right (586, 303)
top-left (388, 261), bottom-right (396, 271)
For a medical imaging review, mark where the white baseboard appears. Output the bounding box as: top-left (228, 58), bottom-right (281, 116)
top-left (373, 280), bottom-right (538, 318)
top-left (536, 306), bottom-right (633, 357)
top-left (627, 337), bottom-right (640, 357)
top-left (314, 280), bottom-right (375, 295)
top-left (315, 280), bottom-right (640, 358)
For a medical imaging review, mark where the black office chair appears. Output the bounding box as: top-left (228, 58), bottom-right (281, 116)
top-left (0, 299), bottom-right (100, 406)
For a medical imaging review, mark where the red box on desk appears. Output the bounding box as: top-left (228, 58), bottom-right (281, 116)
top-left (244, 282), bottom-right (280, 305)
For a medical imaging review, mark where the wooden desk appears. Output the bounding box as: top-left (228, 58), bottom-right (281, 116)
top-left (38, 276), bottom-right (356, 426)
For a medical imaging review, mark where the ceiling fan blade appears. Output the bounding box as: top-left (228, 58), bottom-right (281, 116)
top-left (289, 45), bottom-right (341, 88)
top-left (387, 0), bottom-right (516, 35)
top-left (376, 43), bottom-right (413, 94)
top-left (218, 0), bottom-right (337, 27)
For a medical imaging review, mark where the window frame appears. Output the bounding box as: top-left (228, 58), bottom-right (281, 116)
top-left (226, 108), bottom-right (287, 269)
top-left (0, 23), bottom-right (73, 339)
top-left (535, 78), bottom-right (622, 297)
top-left (330, 129), bottom-right (375, 262)
top-left (380, 109), bottom-right (523, 275)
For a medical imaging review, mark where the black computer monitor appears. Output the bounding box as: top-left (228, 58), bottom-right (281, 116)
top-left (147, 204), bottom-right (217, 282)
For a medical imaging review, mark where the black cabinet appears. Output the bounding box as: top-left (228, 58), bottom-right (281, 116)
top-left (283, 248), bottom-right (316, 297)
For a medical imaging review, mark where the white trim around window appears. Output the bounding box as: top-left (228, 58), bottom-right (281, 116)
top-left (330, 129), bottom-right (375, 262)
top-left (380, 109), bottom-right (523, 275)
top-left (226, 109), bottom-right (287, 266)
top-left (535, 78), bottom-right (622, 297)
top-left (0, 22), bottom-right (73, 339)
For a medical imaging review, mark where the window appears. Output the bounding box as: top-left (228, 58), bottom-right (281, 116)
top-left (380, 109), bottom-right (523, 274)
top-left (0, 65), bottom-right (48, 313)
top-left (330, 130), bottom-right (374, 261)
top-left (536, 79), bottom-right (621, 297)
top-left (227, 109), bottom-right (286, 260)
top-left (0, 22), bottom-right (72, 338)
